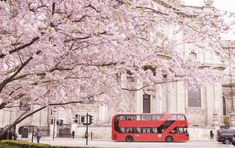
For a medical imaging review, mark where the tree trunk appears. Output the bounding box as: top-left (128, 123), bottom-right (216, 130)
top-left (0, 106), bottom-right (46, 139)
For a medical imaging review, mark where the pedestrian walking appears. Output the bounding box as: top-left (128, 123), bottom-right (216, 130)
top-left (232, 134), bottom-right (235, 146)
top-left (210, 130), bottom-right (214, 140)
top-left (72, 130), bottom-right (75, 139)
top-left (35, 130), bottom-right (41, 143)
top-left (12, 132), bottom-right (17, 140)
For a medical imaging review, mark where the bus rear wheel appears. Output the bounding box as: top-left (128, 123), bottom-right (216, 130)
top-left (125, 135), bottom-right (133, 142)
top-left (165, 136), bottom-right (173, 142)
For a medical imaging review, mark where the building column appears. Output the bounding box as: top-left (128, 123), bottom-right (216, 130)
top-left (230, 113), bottom-right (235, 126)
top-left (166, 81), bottom-right (185, 113)
top-left (213, 83), bottom-right (223, 126)
top-left (0, 109), bottom-right (10, 127)
top-left (32, 105), bottom-right (41, 126)
top-left (161, 83), bottom-right (167, 113)
top-left (231, 84), bottom-right (235, 126)
top-left (176, 81), bottom-right (186, 113)
top-left (98, 105), bottom-right (104, 124)
top-left (206, 84), bottom-right (215, 126)
top-left (136, 79), bottom-right (143, 113)
top-left (155, 84), bottom-right (162, 113)
top-left (98, 104), bottom-right (110, 124)
top-left (104, 104), bottom-right (110, 123)
top-left (166, 82), bottom-right (177, 112)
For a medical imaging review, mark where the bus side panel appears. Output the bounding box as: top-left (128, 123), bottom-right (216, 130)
top-left (167, 134), bottom-right (189, 142)
top-left (116, 133), bottom-right (165, 142)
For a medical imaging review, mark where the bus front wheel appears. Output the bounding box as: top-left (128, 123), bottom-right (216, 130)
top-left (223, 138), bottom-right (231, 144)
top-left (125, 135), bottom-right (133, 142)
top-left (165, 136), bottom-right (173, 142)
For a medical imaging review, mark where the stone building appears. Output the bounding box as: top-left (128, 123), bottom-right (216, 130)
top-left (0, 0), bottom-right (233, 140)
top-left (221, 40), bottom-right (235, 126)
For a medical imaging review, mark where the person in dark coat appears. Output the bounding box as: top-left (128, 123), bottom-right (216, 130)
top-left (72, 130), bottom-right (75, 139)
top-left (232, 134), bottom-right (235, 145)
top-left (35, 130), bottom-right (41, 143)
top-left (12, 132), bottom-right (17, 140)
top-left (210, 130), bottom-right (214, 140)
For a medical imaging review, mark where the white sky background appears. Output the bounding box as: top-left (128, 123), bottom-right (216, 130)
top-left (181, 0), bottom-right (235, 39)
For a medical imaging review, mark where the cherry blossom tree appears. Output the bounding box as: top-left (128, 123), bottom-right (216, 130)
top-left (0, 0), bottom-right (232, 137)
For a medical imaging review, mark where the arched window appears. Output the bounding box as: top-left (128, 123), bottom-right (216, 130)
top-left (188, 88), bottom-right (201, 107)
top-left (143, 93), bottom-right (151, 113)
top-left (19, 100), bottom-right (31, 111)
top-left (189, 51), bottom-right (197, 60)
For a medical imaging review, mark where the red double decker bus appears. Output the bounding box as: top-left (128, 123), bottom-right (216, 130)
top-left (112, 113), bottom-right (189, 142)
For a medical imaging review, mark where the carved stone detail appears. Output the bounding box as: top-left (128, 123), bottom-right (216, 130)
top-left (186, 108), bottom-right (206, 115)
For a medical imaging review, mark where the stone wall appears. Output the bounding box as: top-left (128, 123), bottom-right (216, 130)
top-left (188, 127), bottom-right (215, 141)
top-left (186, 108), bottom-right (206, 127)
top-left (71, 125), bottom-right (111, 139)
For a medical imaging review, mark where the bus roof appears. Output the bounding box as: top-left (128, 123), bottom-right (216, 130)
top-left (113, 113), bottom-right (185, 116)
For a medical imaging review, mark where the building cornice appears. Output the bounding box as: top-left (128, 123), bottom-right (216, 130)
top-left (221, 40), bottom-right (235, 49)
top-left (198, 63), bottom-right (226, 71)
top-left (153, 0), bottom-right (218, 17)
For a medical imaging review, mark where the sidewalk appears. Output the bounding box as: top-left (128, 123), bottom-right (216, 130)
top-left (19, 137), bottom-right (217, 147)
top-left (20, 137), bottom-right (112, 147)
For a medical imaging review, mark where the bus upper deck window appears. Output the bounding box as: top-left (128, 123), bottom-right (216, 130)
top-left (169, 115), bottom-right (177, 120)
top-left (178, 115), bottom-right (186, 120)
top-left (152, 114), bottom-right (162, 120)
top-left (126, 115), bottom-right (136, 120)
top-left (142, 115), bottom-right (151, 120)
top-left (119, 116), bottom-right (125, 120)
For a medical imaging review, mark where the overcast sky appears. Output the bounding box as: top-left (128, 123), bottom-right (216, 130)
top-left (181, 0), bottom-right (235, 12)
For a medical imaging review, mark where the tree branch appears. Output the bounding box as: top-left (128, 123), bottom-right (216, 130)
top-left (0, 103), bottom-right (7, 110)
top-left (0, 37), bottom-right (39, 59)
top-left (0, 51), bottom-right (41, 93)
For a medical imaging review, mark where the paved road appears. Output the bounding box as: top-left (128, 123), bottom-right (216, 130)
top-left (36, 137), bottom-right (235, 148)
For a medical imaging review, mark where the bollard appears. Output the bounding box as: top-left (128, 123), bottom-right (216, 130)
top-left (31, 126), bottom-right (34, 142)
top-left (7, 130), bottom-right (10, 140)
top-left (91, 131), bottom-right (92, 140)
